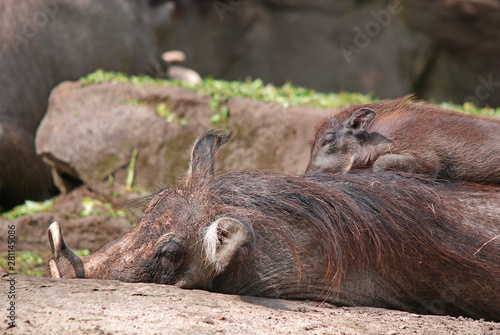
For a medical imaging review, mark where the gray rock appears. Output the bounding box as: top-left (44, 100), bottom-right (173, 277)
top-left (163, 0), bottom-right (500, 106)
top-left (35, 81), bottom-right (331, 199)
top-left (402, 0), bottom-right (500, 107)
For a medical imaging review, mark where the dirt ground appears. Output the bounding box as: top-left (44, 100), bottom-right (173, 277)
top-left (1, 275), bottom-right (498, 335)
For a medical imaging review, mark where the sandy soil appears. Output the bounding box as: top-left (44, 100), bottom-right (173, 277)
top-left (2, 275), bottom-right (498, 335)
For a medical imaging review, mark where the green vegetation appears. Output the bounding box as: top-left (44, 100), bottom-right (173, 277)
top-left (198, 77), bottom-right (374, 110)
top-left (126, 148), bottom-right (139, 192)
top-left (80, 197), bottom-right (129, 218)
top-left (438, 101), bottom-right (500, 118)
top-left (0, 197), bottom-right (131, 220)
top-left (1, 199), bottom-right (55, 220)
top-left (0, 250), bottom-right (90, 277)
top-left (80, 70), bottom-right (500, 117)
top-left (156, 103), bottom-right (189, 124)
top-left (0, 251), bottom-right (47, 277)
top-left (81, 70), bottom-right (374, 110)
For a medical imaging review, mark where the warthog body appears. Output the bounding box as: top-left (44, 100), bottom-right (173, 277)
top-left (0, 0), bottom-right (176, 208)
top-left (306, 97), bottom-right (500, 184)
top-left (47, 131), bottom-right (500, 321)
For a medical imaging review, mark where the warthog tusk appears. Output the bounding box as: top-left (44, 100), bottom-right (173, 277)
top-left (162, 50), bottom-right (186, 63)
top-left (49, 259), bottom-right (62, 278)
top-left (48, 222), bottom-right (62, 260)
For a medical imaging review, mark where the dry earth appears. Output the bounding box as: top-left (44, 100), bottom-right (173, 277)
top-left (2, 275), bottom-right (498, 335)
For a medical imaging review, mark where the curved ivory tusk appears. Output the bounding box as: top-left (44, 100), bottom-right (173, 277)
top-left (48, 222), bottom-right (63, 260)
top-left (167, 65), bottom-right (202, 84)
top-left (49, 259), bottom-right (62, 278)
top-left (162, 50), bottom-right (186, 63)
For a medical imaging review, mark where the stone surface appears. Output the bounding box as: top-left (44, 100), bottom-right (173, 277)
top-left (402, 0), bottom-right (500, 107)
top-left (164, 0), bottom-right (500, 106)
top-left (35, 81), bottom-right (331, 199)
top-left (0, 276), bottom-right (500, 335)
top-left (2, 275), bottom-right (498, 334)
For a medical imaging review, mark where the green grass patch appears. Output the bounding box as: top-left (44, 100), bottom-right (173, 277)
top-left (81, 70), bottom-right (375, 110)
top-left (0, 196), bottom-right (133, 221)
top-left (0, 251), bottom-right (48, 276)
top-left (0, 250), bottom-right (90, 277)
top-left (123, 98), bottom-right (149, 106)
top-left (80, 70), bottom-right (500, 117)
top-left (438, 101), bottom-right (500, 118)
top-left (1, 199), bottom-right (56, 220)
top-left (156, 103), bottom-right (189, 124)
top-left (80, 197), bottom-right (130, 218)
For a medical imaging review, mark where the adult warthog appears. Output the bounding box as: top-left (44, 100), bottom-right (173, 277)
top-left (46, 130), bottom-right (500, 321)
top-left (306, 96), bottom-right (500, 184)
top-left (0, 0), bottom-right (177, 209)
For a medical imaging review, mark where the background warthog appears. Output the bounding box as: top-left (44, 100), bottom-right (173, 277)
top-left (306, 96), bottom-right (500, 184)
top-left (0, 0), bottom-right (176, 209)
top-left (46, 130), bottom-right (500, 321)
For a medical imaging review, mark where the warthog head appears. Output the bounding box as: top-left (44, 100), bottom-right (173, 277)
top-left (46, 131), bottom-right (264, 290)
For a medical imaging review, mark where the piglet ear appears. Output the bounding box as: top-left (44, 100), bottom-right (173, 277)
top-left (203, 217), bottom-right (253, 274)
top-left (344, 108), bottom-right (375, 132)
top-left (187, 130), bottom-right (231, 185)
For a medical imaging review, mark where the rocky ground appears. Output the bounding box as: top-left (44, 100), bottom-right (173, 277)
top-left (2, 275), bottom-right (498, 335)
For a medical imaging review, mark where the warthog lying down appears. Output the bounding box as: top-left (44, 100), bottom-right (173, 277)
top-left (46, 131), bottom-right (500, 321)
top-left (0, 0), bottom-right (182, 209)
top-left (306, 96), bottom-right (500, 184)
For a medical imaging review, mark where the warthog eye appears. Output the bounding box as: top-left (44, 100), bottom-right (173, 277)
top-left (321, 132), bottom-right (336, 147)
top-left (156, 239), bottom-right (185, 264)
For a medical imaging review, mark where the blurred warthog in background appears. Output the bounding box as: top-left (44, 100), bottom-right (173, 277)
top-left (0, 0), bottom-right (177, 209)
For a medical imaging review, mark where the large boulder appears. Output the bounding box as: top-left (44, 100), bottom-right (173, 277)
top-left (402, 0), bottom-right (500, 107)
top-left (163, 0), bottom-right (500, 106)
top-left (35, 80), bottom-right (331, 199)
top-left (165, 0), bottom-right (414, 98)
top-left (0, 0), bottom-right (175, 209)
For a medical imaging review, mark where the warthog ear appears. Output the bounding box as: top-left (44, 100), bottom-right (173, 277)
top-left (203, 217), bottom-right (253, 274)
top-left (187, 130), bottom-right (231, 185)
top-left (345, 108), bottom-right (376, 132)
